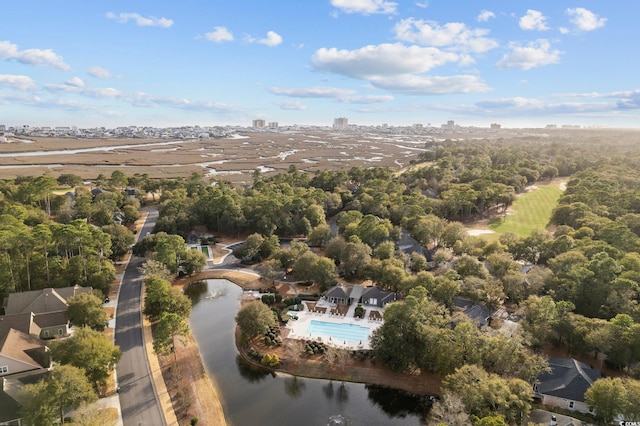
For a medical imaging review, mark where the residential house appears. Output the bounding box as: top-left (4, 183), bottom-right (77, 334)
top-left (453, 297), bottom-right (496, 328)
top-left (0, 328), bottom-right (49, 378)
top-left (2, 286), bottom-right (92, 338)
top-left (534, 358), bottom-right (600, 414)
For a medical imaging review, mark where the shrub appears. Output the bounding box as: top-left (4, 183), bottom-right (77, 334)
top-left (261, 353), bottom-right (280, 367)
top-left (284, 297), bottom-right (301, 306)
top-left (261, 294), bottom-right (276, 305)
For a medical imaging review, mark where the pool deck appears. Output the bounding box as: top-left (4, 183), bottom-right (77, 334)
top-left (285, 298), bottom-right (384, 350)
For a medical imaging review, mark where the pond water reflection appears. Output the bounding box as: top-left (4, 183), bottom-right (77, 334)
top-left (186, 279), bottom-right (430, 426)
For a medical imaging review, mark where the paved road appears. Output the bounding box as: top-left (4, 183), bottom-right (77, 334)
top-left (114, 208), bottom-right (166, 426)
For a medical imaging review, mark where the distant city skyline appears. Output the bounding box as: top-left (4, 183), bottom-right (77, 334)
top-left (1, 1), bottom-right (639, 129)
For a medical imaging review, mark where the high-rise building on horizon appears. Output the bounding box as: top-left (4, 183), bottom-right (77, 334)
top-left (252, 119), bottom-right (265, 128)
top-left (333, 117), bottom-right (348, 130)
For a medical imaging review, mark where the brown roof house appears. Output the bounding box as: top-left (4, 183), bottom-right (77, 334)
top-left (2, 285), bottom-right (92, 339)
top-left (0, 328), bottom-right (49, 378)
top-left (534, 358), bottom-right (600, 414)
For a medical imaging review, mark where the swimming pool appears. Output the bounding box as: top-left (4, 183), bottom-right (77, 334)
top-left (307, 320), bottom-right (371, 343)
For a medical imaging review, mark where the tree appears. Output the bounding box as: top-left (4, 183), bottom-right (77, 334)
top-left (70, 402), bottom-right (119, 426)
top-left (427, 392), bottom-right (471, 426)
top-left (236, 301), bottom-right (276, 338)
top-left (181, 248), bottom-right (208, 275)
top-left (153, 312), bottom-right (191, 360)
top-left (102, 224), bottom-right (135, 260)
top-left (341, 241), bottom-right (372, 279)
top-left (258, 259), bottom-right (281, 284)
top-left (585, 377), bottom-right (627, 424)
top-left (122, 204), bottom-right (140, 226)
top-left (623, 379), bottom-right (640, 421)
top-left (308, 224), bottom-right (332, 247)
top-left (443, 365), bottom-right (532, 424)
top-left (139, 259), bottom-right (173, 282)
top-left (49, 327), bottom-right (121, 390)
top-left (153, 232), bottom-right (187, 274)
top-left (19, 365), bottom-right (97, 425)
top-left (66, 292), bottom-right (109, 331)
top-left (143, 277), bottom-right (192, 321)
top-left (371, 286), bottom-right (447, 372)
top-left (373, 241), bottom-right (395, 260)
top-left (233, 233), bottom-right (264, 263)
top-left (57, 173), bottom-right (83, 188)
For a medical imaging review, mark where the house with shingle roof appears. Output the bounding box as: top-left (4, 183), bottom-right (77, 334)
top-left (360, 286), bottom-right (397, 308)
top-left (326, 284), bottom-right (351, 305)
top-left (1, 285), bottom-right (92, 341)
top-left (534, 358), bottom-right (600, 414)
top-left (0, 328), bottom-right (49, 378)
top-left (3, 285), bottom-right (91, 315)
top-left (325, 284), bottom-right (397, 308)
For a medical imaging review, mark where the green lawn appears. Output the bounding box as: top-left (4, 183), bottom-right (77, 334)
top-left (488, 184), bottom-right (563, 237)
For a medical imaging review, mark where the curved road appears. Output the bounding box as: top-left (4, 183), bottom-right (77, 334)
top-left (114, 208), bottom-right (166, 426)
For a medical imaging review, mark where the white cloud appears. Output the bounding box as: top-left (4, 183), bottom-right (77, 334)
top-left (312, 43), bottom-right (459, 79)
top-left (256, 31), bottom-right (282, 47)
top-left (519, 10), bottom-right (549, 31)
top-left (106, 12), bottom-right (173, 28)
top-left (273, 100), bottom-right (307, 110)
top-left (496, 39), bottom-right (561, 70)
top-left (474, 96), bottom-right (616, 115)
top-left (340, 94), bottom-right (394, 104)
top-left (369, 74), bottom-right (490, 95)
top-left (87, 66), bottom-right (116, 79)
top-left (269, 86), bottom-right (356, 98)
top-left (42, 79), bottom-right (241, 113)
top-left (416, 2), bottom-right (428, 8)
top-left (44, 83), bottom-right (122, 98)
top-left (393, 19), bottom-right (498, 53)
top-left (330, 0), bottom-right (397, 15)
top-left (125, 92), bottom-right (240, 112)
top-left (559, 27), bottom-right (570, 35)
top-left (477, 97), bottom-right (541, 109)
top-left (205, 27), bottom-right (234, 43)
top-left (0, 41), bottom-right (70, 71)
top-left (566, 8), bottom-right (606, 31)
top-left (0, 74), bottom-right (36, 90)
top-left (65, 77), bottom-right (84, 88)
top-left (477, 10), bottom-right (495, 23)
top-left (269, 85), bottom-right (392, 104)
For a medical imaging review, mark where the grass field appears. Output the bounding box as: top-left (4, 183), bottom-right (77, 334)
top-left (488, 183), bottom-right (563, 237)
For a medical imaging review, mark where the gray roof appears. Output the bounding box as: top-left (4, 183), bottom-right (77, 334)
top-left (0, 313), bottom-right (40, 337)
top-left (361, 287), bottom-right (397, 303)
top-left (4, 286), bottom-right (91, 315)
top-left (453, 297), bottom-right (474, 310)
top-left (462, 303), bottom-right (494, 327)
top-left (537, 358), bottom-right (601, 402)
top-left (349, 284), bottom-right (364, 301)
top-left (33, 311), bottom-right (68, 329)
top-left (326, 286), bottom-right (349, 300)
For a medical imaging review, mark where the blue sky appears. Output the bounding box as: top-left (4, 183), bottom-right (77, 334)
top-left (1, 1), bottom-right (637, 128)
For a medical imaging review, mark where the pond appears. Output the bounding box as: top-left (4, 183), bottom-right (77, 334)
top-left (185, 279), bottom-right (432, 426)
